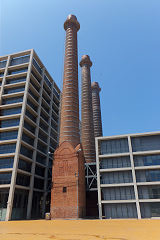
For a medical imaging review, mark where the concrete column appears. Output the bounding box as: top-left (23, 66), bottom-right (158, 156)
top-left (80, 55), bottom-right (96, 163)
top-left (91, 82), bottom-right (103, 138)
top-left (59, 14), bottom-right (80, 147)
top-left (5, 50), bottom-right (34, 221)
top-left (128, 136), bottom-right (141, 219)
top-left (41, 72), bottom-right (54, 217)
top-left (26, 64), bottom-right (45, 219)
top-left (95, 138), bottom-right (102, 219)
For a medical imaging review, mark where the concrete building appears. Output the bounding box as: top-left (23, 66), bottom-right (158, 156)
top-left (80, 55), bottom-right (96, 163)
top-left (91, 82), bottom-right (103, 138)
top-left (51, 15), bottom-right (86, 219)
top-left (0, 49), bottom-right (60, 221)
top-left (96, 132), bottom-right (160, 219)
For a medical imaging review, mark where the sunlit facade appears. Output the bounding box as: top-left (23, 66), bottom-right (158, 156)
top-left (0, 49), bottom-right (60, 221)
top-left (96, 132), bottom-right (160, 219)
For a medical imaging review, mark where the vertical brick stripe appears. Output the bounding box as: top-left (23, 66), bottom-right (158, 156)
top-left (80, 55), bottom-right (96, 162)
top-left (91, 82), bottom-right (103, 138)
top-left (59, 15), bottom-right (80, 147)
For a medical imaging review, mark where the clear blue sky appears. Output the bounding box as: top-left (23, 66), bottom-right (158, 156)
top-left (1, 0), bottom-right (160, 136)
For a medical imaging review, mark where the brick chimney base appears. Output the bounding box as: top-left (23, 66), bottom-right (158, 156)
top-left (50, 142), bottom-right (86, 219)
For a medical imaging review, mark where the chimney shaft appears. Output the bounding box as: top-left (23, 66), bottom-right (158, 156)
top-left (59, 15), bottom-right (80, 147)
top-left (51, 15), bottom-right (86, 219)
top-left (91, 82), bottom-right (103, 137)
top-left (80, 55), bottom-right (96, 162)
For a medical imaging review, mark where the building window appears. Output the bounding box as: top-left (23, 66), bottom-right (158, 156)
top-left (0, 173), bottom-right (12, 184)
top-left (42, 93), bottom-right (50, 105)
top-left (36, 152), bottom-right (46, 165)
top-left (25, 109), bottom-right (36, 122)
top-left (101, 171), bottom-right (133, 184)
top-left (0, 118), bottom-right (20, 128)
top-left (37, 140), bottom-right (47, 154)
top-left (132, 135), bottom-right (160, 152)
top-left (100, 156), bottom-right (131, 169)
top-left (138, 186), bottom-right (160, 199)
top-left (20, 145), bottom-right (33, 159)
top-left (43, 85), bottom-right (51, 96)
top-left (0, 107), bottom-right (22, 116)
top-left (34, 177), bottom-right (44, 190)
top-left (136, 170), bottom-right (160, 182)
top-left (23, 120), bottom-right (35, 134)
top-left (50, 138), bottom-right (57, 150)
top-left (53, 87), bottom-right (60, 99)
top-left (53, 95), bottom-right (59, 107)
top-left (30, 80), bottom-right (40, 92)
top-left (140, 202), bottom-right (160, 218)
top-left (0, 157), bottom-right (14, 169)
top-left (40, 110), bottom-right (48, 123)
top-left (18, 159), bottom-right (32, 172)
top-left (12, 189), bottom-right (29, 220)
top-left (16, 173), bottom-right (30, 186)
top-left (2, 96), bottom-right (23, 105)
top-left (32, 58), bottom-right (42, 75)
top-left (22, 132), bottom-right (34, 146)
top-left (35, 165), bottom-right (45, 177)
top-left (0, 60), bottom-right (7, 68)
top-left (6, 77), bottom-right (26, 85)
top-left (28, 89), bottom-right (39, 102)
top-left (10, 55), bottom-right (30, 66)
top-left (102, 186), bottom-right (135, 200)
top-left (39, 120), bottom-right (48, 132)
top-left (38, 130), bottom-right (48, 143)
top-left (0, 130), bottom-right (18, 141)
top-left (100, 138), bottom-right (129, 155)
top-left (4, 86), bottom-right (25, 94)
top-left (27, 99), bottom-right (38, 112)
top-left (31, 71), bottom-right (41, 84)
top-left (0, 143), bottom-right (16, 154)
top-left (41, 102), bottom-right (49, 114)
top-left (8, 68), bottom-right (28, 75)
top-left (134, 154), bottom-right (160, 167)
top-left (44, 75), bottom-right (52, 89)
top-left (0, 72), bottom-right (4, 77)
top-left (63, 187), bottom-right (67, 193)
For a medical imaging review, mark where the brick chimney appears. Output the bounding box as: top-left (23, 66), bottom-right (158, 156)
top-left (51, 15), bottom-right (86, 219)
top-left (80, 55), bottom-right (96, 162)
top-left (59, 14), bottom-right (80, 147)
top-left (91, 82), bottom-right (103, 137)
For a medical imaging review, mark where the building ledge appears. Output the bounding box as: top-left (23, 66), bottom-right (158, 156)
top-left (100, 183), bottom-right (134, 188)
top-left (100, 167), bottom-right (132, 173)
top-left (101, 199), bottom-right (136, 204)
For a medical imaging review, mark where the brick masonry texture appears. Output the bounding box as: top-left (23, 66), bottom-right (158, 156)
top-left (80, 55), bottom-right (96, 163)
top-left (91, 82), bottom-right (103, 138)
top-left (51, 142), bottom-right (86, 219)
top-left (59, 14), bottom-right (80, 148)
top-left (50, 15), bottom-right (86, 219)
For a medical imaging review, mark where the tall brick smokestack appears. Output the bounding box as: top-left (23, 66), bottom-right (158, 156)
top-left (59, 14), bottom-right (80, 147)
top-left (51, 15), bottom-right (86, 219)
top-left (80, 55), bottom-right (96, 162)
top-left (91, 82), bottom-right (103, 137)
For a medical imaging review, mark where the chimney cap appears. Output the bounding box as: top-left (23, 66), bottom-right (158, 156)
top-left (67, 14), bottom-right (77, 21)
top-left (64, 14), bottom-right (80, 31)
top-left (80, 55), bottom-right (92, 67)
top-left (91, 82), bottom-right (101, 92)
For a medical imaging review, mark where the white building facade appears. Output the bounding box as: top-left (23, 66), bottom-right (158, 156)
top-left (96, 132), bottom-right (160, 219)
top-left (0, 50), bottom-right (60, 221)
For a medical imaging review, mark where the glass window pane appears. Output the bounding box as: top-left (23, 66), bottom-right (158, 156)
top-left (0, 118), bottom-right (20, 128)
